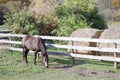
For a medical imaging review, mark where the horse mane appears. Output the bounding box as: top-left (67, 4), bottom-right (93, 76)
top-left (38, 37), bottom-right (47, 55)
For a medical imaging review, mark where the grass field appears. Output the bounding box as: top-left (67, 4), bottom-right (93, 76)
top-left (0, 50), bottom-right (120, 80)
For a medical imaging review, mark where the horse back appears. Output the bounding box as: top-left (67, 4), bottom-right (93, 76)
top-left (22, 36), bottom-right (38, 50)
top-left (22, 35), bottom-right (46, 52)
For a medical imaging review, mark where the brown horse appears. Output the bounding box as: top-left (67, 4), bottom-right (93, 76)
top-left (22, 35), bottom-right (49, 68)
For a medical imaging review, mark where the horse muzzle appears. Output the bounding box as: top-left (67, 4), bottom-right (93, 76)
top-left (44, 61), bottom-right (49, 68)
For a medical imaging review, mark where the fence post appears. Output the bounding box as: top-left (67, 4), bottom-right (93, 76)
top-left (70, 40), bottom-right (75, 65)
top-left (114, 43), bottom-right (117, 69)
top-left (8, 35), bottom-right (13, 52)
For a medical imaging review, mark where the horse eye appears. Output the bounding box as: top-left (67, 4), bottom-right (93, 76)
top-left (45, 58), bottom-right (48, 61)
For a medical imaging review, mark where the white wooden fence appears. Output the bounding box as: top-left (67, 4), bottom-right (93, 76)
top-left (0, 33), bottom-right (120, 69)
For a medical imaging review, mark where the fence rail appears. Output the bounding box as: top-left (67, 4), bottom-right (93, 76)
top-left (0, 33), bottom-right (120, 69)
top-left (0, 39), bottom-right (120, 53)
top-left (0, 33), bottom-right (120, 43)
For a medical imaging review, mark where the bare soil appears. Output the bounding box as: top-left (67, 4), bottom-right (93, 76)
top-left (54, 65), bottom-right (120, 79)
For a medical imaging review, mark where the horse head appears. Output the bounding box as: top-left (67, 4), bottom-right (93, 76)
top-left (42, 54), bottom-right (49, 68)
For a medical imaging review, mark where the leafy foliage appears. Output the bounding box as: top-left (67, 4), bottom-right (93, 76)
top-left (4, 0), bottom-right (56, 35)
top-left (54, 0), bottom-right (107, 36)
top-left (4, 0), bottom-right (107, 36)
top-left (4, 8), bottom-right (41, 35)
top-left (4, 7), bottom-right (56, 35)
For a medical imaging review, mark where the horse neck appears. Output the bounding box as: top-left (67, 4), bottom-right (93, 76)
top-left (38, 38), bottom-right (47, 56)
top-left (41, 50), bottom-right (48, 58)
top-left (41, 47), bottom-right (47, 56)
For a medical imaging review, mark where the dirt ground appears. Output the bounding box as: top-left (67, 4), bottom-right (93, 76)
top-left (54, 65), bottom-right (120, 79)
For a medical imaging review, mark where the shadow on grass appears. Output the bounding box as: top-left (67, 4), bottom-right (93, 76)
top-left (75, 58), bottom-right (113, 66)
top-left (49, 56), bottom-right (120, 69)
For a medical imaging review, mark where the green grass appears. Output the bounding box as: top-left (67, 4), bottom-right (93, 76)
top-left (0, 51), bottom-right (120, 80)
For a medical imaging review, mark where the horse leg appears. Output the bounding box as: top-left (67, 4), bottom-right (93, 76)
top-left (41, 55), bottom-right (44, 65)
top-left (23, 48), bottom-right (26, 62)
top-left (37, 52), bottom-right (40, 60)
top-left (23, 48), bottom-right (29, 64)
top-left (34, 50), bottom-right (38, 65)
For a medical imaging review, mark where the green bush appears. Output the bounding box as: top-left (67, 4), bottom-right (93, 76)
top-left (4, 8), bottom-right (41, 35)
top-left (54, 0), bottom-right (107, 36)
top-left (4, 6), bottom-right (56, 35)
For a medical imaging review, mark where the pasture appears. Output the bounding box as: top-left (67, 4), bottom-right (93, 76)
top-left (0, 51), bottom-right (120, 80)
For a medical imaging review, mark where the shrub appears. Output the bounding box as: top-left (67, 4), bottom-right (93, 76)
top-left (4, 8), bottom-right (40, 35)
top-left (54, 0), bottom-right (107, 36)
top-left (4, 0), bottom-right (57, 35)
top-left (4, 7), bottom-right (56, 35)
